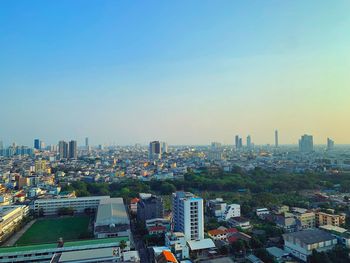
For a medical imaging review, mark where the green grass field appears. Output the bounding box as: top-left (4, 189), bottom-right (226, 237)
top-left (16, 216), bottom-right (92, 245)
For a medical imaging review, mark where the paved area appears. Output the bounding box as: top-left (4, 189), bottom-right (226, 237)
top-left (2, 219), bottom-right (37, 247)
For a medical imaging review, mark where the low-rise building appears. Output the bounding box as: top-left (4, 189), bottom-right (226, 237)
top-left (256, 208), bottom-right (270, 217)
top-left (221, 204), bottom-right (240, 221)
top-left (0, 236), bottom-right (130, 263)
top-left (319, 225), bottom-right (350, 248)
top-left (296, 212), bottom-right (316, 230)
top-left (228, 217), bottom-right (251, 230)
top-left (165, 232), bottom-right (190, 260)
top-left (206, 198), bottom-right (226, 219)
top-left (146, 218), bottom-right (171, 232)
top-left (0, 205), bottom-right (29, 243)
top-left (315, 211), bottom-right (346, 227)
top-left (94, 197), bottom-right (130, 239)
top-left (283, 229), bottom-right (337, 262)
top-left (33, 196), bottom-right (109, 216)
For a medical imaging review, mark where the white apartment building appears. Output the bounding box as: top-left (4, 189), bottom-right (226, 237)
top-left (222, 204), bottom-right (241, 221)
top-left (172, 192), bottom-right (204, 241)
top-left (33, 196), bottom-right (109, 216)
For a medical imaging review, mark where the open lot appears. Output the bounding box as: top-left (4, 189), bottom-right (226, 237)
top-left (16, 216), bottom-right (92, 245)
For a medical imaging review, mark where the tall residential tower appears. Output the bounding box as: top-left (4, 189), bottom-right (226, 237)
top-left (172, 191), bottom-right (204, 241)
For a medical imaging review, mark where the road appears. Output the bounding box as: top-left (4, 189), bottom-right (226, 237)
top-left (130, 218), bottom-right (150, 263)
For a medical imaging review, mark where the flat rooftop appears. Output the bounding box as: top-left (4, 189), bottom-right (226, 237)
top-left (0, 236), bottom-right (128, 255)
top-left (58, 247), bottom-right (117, 262)
top-left (283, 229), bottom-right (335, 244)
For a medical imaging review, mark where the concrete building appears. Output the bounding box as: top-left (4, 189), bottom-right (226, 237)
top-left (69, 140), bottom-right (77, 159)
top-left (0, 205), bottom-right (29, 243)
top-left (165, 232), bottom-right (190, 260)
top-left (327, 138), bottom-right (334, 151)
top-left (235, 135), bottom-right (242, 150)
top-left (206, 198), bottom-right (226, 219)
top-left (247, 135), bottom-right (252, 149)
top-left (319, 225), bottom-right (350, 248)
top-left (149, 141), bottom-right (162, 160)
top-left (275, 130), bottom-right (279, 148)
top-left (35, 159), bottom-right (48, 173)
top-left (33, 196), bottom-right (109, 216)
top-left (59, 141), bottom-right (69, 159)
top-left (295, 211), bottom-right (316, 230)
top-left (222, 204), bottom-right (240, 221)
top-left (315, 211), bottom-right (346, 227)
top-left (299, 135), bottom-right (313, 153)
top-left (172, 191), bottom-right (204, 241)
top-left (34, 139), bottom-right (40, 150)
top-left (137, 194), bottom-right (164, 223)
top-left (94, 197), bottom-right (130, 239)
top-left (283, 229), bottom-right (337, 262)
top-left (0, 236), bottom-right (130, 263)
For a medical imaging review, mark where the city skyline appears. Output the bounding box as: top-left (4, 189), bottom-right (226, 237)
top-left (1, 1), bottom-right (350, 145)
top-left (0, 134), bottom-right (344, 148)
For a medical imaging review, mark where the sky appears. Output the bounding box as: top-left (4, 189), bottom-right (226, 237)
top-left (1, 0), bottom-right (350, 146)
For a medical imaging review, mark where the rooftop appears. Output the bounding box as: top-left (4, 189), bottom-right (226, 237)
top-left (187, 238), bottom-right (215, 251)
top-left (0, 236), bottom-right (128, 255)
top-left (95, 197), bottom-right (129, 227)
top-left (283, 229), bottom-right (335, 244)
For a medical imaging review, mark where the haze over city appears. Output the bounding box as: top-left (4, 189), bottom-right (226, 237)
top-left (1, 0), bottom-right (350, 145)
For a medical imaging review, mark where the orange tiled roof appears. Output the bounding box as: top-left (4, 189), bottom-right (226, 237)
top-left (208, 229), bottom-right (226, 236)
top-left (162, 250), bottom-right (178, 263)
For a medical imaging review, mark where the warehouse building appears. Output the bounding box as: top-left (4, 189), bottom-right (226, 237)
top-left (94, 198), bottom-right (130, 239)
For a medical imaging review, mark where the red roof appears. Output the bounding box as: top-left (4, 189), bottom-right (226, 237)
top-left (225, 228), bottom-right (238, 233)
top-left (208, 229), bottom-right (226, 236)
top-left (130, 198), bottom-right (140, 204)
top-left (227, 235), bottom-right (239, 244)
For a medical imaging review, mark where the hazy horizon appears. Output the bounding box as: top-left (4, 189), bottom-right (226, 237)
top-left (1, 1), bottom-right (350, 145)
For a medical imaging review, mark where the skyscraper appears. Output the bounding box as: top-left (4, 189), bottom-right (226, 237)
top-left (235, 135), bottom-right (242, 150)
top-left (58, 141), bottom-right (69, 159)
top-left (299, 134), bottom-right (314, 153)
top-left (149, 141), bottom-right (162, 160)
top-left (172, 191), bottom-right (204, 241)
top-left (0, 141), bottom-right (3, 150)
top-left (69, 140), bottom-right (77, 159)
top-left (34, 139), bottom-right (40, 150)
top-left (275, 130), bottom-right (279, 148)
top-left (85, 137), bottom-right (89, 148)
top-left (209, 142), bottom-right (223, 161)
top-left (327, 138), bottom-right (334, 151)
top-left (247, 135), bottom-right (252, 149)
top-left (161, 142), bottom-right (168, 154)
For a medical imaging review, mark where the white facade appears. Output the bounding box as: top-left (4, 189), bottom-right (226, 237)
top-left (33, 196), bottom-right (109, 216)
top-left (256, 208), bottom-right (270, 217)
top-left (172, 192), bottom-right (204, 241)
top-left (165, 232), bottom-right (189, 260)
top-left (222, 204), bottom-right (240, 221)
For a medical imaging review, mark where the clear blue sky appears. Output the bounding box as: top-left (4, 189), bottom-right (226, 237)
top-left (1, 1), bottom-right (350, 146)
